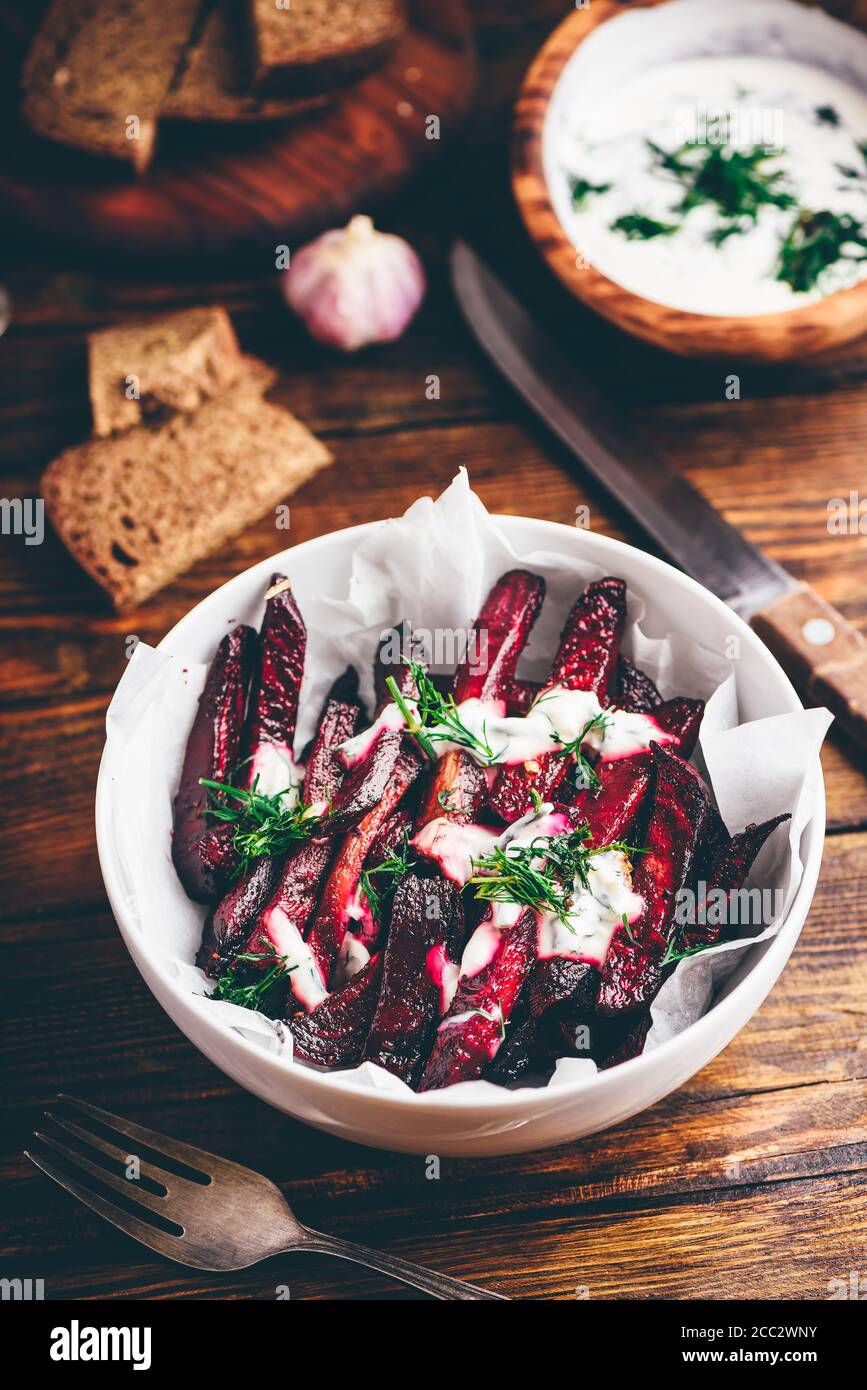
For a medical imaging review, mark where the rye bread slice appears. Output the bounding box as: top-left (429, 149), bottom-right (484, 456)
top-left (247, 0), bottom-right (406, 97)
top-left (163, 0), bottom-right (329, 122)
top-left (41, 358), bottom-right (332, 610)
top-left (88, 306), bottom-right (244, 437)
top-left (21, 0), bottom-right (201, 169)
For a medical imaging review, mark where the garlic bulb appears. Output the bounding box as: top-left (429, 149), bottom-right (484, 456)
top-left (282, 215), bottom-right (426, 352)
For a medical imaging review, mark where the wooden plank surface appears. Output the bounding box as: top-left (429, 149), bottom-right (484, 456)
top-left (1, 0), bottom-right (866, 1300)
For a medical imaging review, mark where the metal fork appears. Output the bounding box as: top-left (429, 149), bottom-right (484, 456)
top-left (26, 1095), bottom-right (507, 1300)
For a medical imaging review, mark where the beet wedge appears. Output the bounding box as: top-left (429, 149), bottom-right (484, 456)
top-left (419, 908), bottom-right (538, 1091)
top-left (368, 805), bottom-right (414, 864)
top-left (414, 751), bottom-right (489, 832)
top-left (373, 619), bottom-right (423, 711)
top-left (484, 995), bottom-right (551, 1084)
top-left (202, 684), bottom-right (361, 977)
top-left (306, 747), bottom-right (423, 989)
top-left (597, 744), bottom-right (710, 1016)
top-left (290, 954), bottom-right (384, 1068)
top-left (413, 571), bottom-right (545, 834)
top-left (598, 1011), bottom-right (653, 1069)
top-left (198, 855), bottom-right (282, 979)
top-left (327, 728), bottom-right (403, 835)
top-left (361, 876), bottom-right (463, 1086)
top-left (571, 751), bottom-right (653, 840)
top-left (303, 697), bottom-right (361, 807)
top-left (505, 678), bottom-right (542, 716)
top-left (642, 697), bottom-right (704, 761)
top-left (453, 569), bottom-right (546, 703)
top-left (616, 656), bottom-right (662, 713)
top-left (685, 813), bottom-right (789, 950)
top-left (172, 624), bottom-right (256, 903)
top-left (242, 838), bottom-right (336, 1012)
top-left (489, 577), bottom-right (627, 823)
top-left (244, 576), bottom-right (306, 797)
top-left (529, 758), bottom-right (654, 1020)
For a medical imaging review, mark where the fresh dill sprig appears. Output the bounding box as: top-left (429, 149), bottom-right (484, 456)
top-left (358, 833), bottom-right (416, 926)
top-left (660, 937), bottom-right (718, 968)
top-left (385, 658), bottom-right (502, 764)
top-left (775, 209), bottom-right (867, 293)
top-left (815, 105), bottom-right (840, 127)
top-left (610, 212), bottom-right (679, 241)
top-left (569, 175), bottom-right (611, 209)
top-left (649, 139), bottom-right (796, 229)
top-left (208, 952), bottom-right (294, 1012)
top-left (468, 827), bottom-right (637, 930)
top-left (553, 711), bottom-right (610, 793)
top-left (200, 777), bottom-right (324, 876)
top-left (640, 139), bottom-right (796, 246)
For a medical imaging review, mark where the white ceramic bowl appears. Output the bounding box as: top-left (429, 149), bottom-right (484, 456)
top-left (96, 517), bottom-right (825, 1156)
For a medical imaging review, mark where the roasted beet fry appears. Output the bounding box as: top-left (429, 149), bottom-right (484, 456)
top-left (551, 577), bottom-right (628, 697)
top-left (453, 569), bottom-right (546, 703)
top-left (306, 748), bottom-right (423, 987)
top-left (289, 954), bottom-right (384, 1068)
top-left (489, 577), bottom-right (627, 822)
top-left (685, 813), bottom-right (789, 949)
top-left (303, 698), bottom-right (360, 806)
top-left (598, 1011), bottom-right (653, 1069)
top-left (374, 619), bottom-right (422, 711)
top-left (361, 876), bottom-right (462, 1085)
top-left (326, 728), bottom-right (403, 834)
top-left (415, 751), bottom-right (488, 831)
top-left (198, 855), bottom-right (282, 978)
top-left (244, 839), bottom-right (334, 959)
top-left (484, 996), bottom-right (551, 1084)
top-left (419, 908), bottom-right (538, 1090)
top-left (647, 697), bottom-right (705, 760)
top-left (244, 576), bottom-right (306, 795)
top-left (505, 678), bottom-right (542, 716)
top-left (572, 751), bottom-right (653, 839)
top-left (368, 806), bottom-right (415, 864)
top-left (172, 624), bottom-right (256, 903)
top-left (597, 744), bottom-right (709, 1016)
top-left (616, 656), bottom-right (662, 712)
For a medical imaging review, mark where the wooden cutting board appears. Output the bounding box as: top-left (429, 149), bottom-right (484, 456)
top-left (0, 0), bottom-right (475, 260)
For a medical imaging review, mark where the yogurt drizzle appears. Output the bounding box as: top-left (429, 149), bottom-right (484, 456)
top-left (338, 684), bottom-right (672, 770)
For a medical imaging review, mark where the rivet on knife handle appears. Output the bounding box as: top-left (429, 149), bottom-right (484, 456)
top-left (751, 584), bottom-right (867, 745)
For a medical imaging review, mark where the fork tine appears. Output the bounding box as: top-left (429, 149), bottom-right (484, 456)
top-left (32, 1131), bottom-right (176, 1223)
top-left (24, 1149), bottom-right (188, 1267)
top-left (46, 1110), bottom-right (188, 1194)
top-left (57, 1094), bottom-right (228, 1179)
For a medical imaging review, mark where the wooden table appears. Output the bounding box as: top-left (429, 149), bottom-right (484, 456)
top-left (2, 2), bottom-right (866, 1301)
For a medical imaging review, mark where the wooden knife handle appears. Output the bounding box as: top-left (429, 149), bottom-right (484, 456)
top-left (751, 584), bottom-right (867, 748)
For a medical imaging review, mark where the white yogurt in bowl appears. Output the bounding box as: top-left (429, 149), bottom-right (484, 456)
top-left (544, 0), bottom-right (867, 316)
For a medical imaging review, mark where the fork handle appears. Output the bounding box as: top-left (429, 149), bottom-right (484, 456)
top-left (294, 1231), bottom-right (508, 1300)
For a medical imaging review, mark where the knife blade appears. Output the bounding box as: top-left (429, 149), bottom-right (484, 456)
top-left (451, 240), bottom-right (867, 746)
top-left (451, 241), bottom-right (792, 618)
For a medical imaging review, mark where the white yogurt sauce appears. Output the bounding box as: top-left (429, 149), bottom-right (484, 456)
top-left (545, 0), bottom-right (867, 315)
top-left (248, 742), bottom-right (303, 803)
top-left (260, 904), bottom-right (328, 1011)
top-left (332, 930), bottom-right (371, 988)
top-left (341, 685), bottom-right (671, 772)
top-left (443, 805), bottom-right (644, 982)
top-left (535, 848), bottom-right (644, 968)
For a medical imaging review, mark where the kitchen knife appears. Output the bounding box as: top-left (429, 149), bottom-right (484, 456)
top-left (450, 240), bottom-right (867, 750)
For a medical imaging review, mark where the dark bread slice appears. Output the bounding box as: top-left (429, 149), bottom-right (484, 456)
top-left (163, 0), bottom-right (329, 122)
top-left (21, 0), bottom-right (201, 169)
top-left (88, 306), bottom-right (245, 436)
top-left (247, 0), bottom-right (406, 97)
top-left (41, 357), bottom-right (333, 610)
